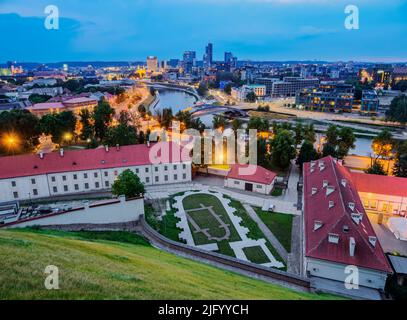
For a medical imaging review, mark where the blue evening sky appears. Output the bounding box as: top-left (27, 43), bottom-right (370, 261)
top-left (0, 0), bottom-right (406, 62)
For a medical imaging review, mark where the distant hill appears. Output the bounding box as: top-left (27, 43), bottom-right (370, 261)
top-left (0, 228), bottom-right (340, 300)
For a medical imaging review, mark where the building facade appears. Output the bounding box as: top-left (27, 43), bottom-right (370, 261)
top-left (0, 143), bottom-right (192, 202)
top-left (303, 157), bottom-right (392, 292)
top-left (271, 77), bottom-right (319, 97)
top-left (361, 90), bottom-right (379, 114)
top-left (296, 82), bottom-right (354, 112)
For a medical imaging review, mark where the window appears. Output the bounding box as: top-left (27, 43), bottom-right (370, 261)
top-left (33, 189), bottom-right (38, 196)
top-left (164, 175), bottom-right (168, 182)
top-left (63, 185), bottom-right (68, 192)
top-left (145, 167), bottom-right (149, 173)
top-left (105, 181), bottom-right (110, 187)
top-left (164, 166), bottom-right (168, 171)
top-left (84, 173), bottom-right (88, 179)
top-left (73, 174), bottom-right (77, 180)
top-left (183, 164), bottom-right (186, 170)
top-left (51, 176), bottom-right (56, 182)
top-left (31, 178), bottom-right (36, 184)
top-left (95, 182), bottom-right (100, 188)
top-left (155, 167), bottom-right (158, 172)
top-left (104, 171), bottom-right (108, 177)
top-left (146, 177), bottom-right (150, 183)
top-left (114, 170), bottom-right (118, 176)
top-left (234, 181), bottom-right (240, 185)
top-left (173, 165), bottom-right (177, 170)
top-left (174, 174), bottom-right (178, 181)
top-left (53, 186), bottom-right (58, 193)
top-left (94, 172), bottom-right (98, 178)
top-left (62, 175), bottom-right (67, 181)
top-left (84, 183), bottom-right (89, 189)
top-left (256, 184), bottom-right (263, 189)
top-left (183, 173), bottom-right (187, 180)
top-left (74, 184), bottom-right (79, 191)
top-left (11, 181), bottom-right (16, 187)
top-left (155, 176), bottom-right (159, 183)
top-left (135, 168), bottom-right (139, 174)
top-left (13, 191), bottom-right (18, 199)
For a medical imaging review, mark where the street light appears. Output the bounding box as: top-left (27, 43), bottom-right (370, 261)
top-left (2, 133), bottom-right (20, 155)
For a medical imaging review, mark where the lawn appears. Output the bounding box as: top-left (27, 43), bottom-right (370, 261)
top-left (255, 208), bottom-right (294, 253)
top-left (182, 193), bottom-right (241, 244)
top-left (226, 197), bottom-right (286, 269)
top-left (0, 228), bottom-right (342, 300)
top-left (243, 246), bottom-right (271, 264)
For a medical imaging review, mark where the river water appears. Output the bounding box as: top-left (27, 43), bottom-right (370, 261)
top-left (151, 89), bottom-right (374, 156)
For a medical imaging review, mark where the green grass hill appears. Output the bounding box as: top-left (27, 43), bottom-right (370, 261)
top-left (0, 228), bottom-right (340, 300)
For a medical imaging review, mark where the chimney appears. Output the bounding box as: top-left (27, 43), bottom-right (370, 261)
top-left (116, 144), bottom-right (120, 151)
top-left (105, 145), bottom-right (109, 152)
top-left (60, 148), bottom-right (64, 157)
top-left (39, 152), bottom-right (44, 159)
top-left (349, 237), bottom-right (356, 257)
top-left (147, 141), bottom-right (151, 148)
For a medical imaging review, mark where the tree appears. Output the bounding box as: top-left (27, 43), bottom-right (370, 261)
top-left (38, 111), bottom-right (76, 144)
top-left (197, 82), bottom-right (208, 97)
top-left (372, 129), bottom-right (394, 161)
top-left (245, 91), bottom-right (257, 103)
top-left (93, 99), bottom-right (115, 141)
top-left (138, 104), bottom-right (147, 118)
top-left (271, 129), bottom-right (296, 169)
top-left (79, 109), bottom-right (94, 141)
top-left (294, 123), bottom-right (304, 145)
top-left (365, 161), bottom-right (386, 176)
top-left (224, 83), bottom-right (232, 95)
top-left (248, 117), bottom-right (269, 132)
top-left (392, 81), bottom-right (407, 92)
top-left (303, 123), bottom-right (316, 144)
top-left (257, 138), bottom-right (271, 168)
top-left (322, 143), bottom-right (337, 158)
top-left (232, 118), bottom-right (242, 133)
top-left (105, 111), bottom-right (137, 146)
top-left (212, 114), bottom-right (227, 130)
top-left (157, 108), bottom-right (173, 129)
top-left (386, 95), bottom-right (407, 124)
top-left (112, 169), bottom-right (145, 198)
top-left (337, 127), bottom-right (356, 159)
top-left (29, 94), bottom-right (52, 104)
top-left (297, 140), bottom-right (319, 171)
top-left (394, 141), bottom-right (407, 178)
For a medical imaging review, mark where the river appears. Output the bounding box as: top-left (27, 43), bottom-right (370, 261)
top-left (150, 89), bottom-right (374, 156)
top-left (152, 89), bottom-right (198, 115)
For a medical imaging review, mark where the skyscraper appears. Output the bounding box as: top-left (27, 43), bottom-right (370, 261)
top-left (182, 51), bottom-right (196, 74)
top-left (146, 56), bottom-right (158, 73)
top-left (203, 42), bottom-right (213, 69)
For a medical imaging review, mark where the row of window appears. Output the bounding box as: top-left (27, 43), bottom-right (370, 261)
top-left (10, 164), bottom-right (189, 187)
top-left (233, 181), bottom-right (263, 189)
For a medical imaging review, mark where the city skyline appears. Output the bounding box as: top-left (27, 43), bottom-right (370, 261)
top-left (1, 0), bottom-right (406, 63)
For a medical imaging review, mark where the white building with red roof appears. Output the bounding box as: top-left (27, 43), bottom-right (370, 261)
top-left (225, 164), bottom-right (277, 195)
top-left (303, 156), bottom-right (392, 293)
top-left (0, 142), bottom-right (192, 202)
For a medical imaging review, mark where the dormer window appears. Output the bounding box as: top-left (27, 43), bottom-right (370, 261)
top-left (343, 225), bottom-right (349, 233)
top-left (329, 201), bottom-right (335, 209)
top-left (369, 236), bottom-right (377, 247)
top-left (341, 179), bottom-right (347, 187)
top-left (323, 180), bottom-right (328, 188)
top-left (312, 187), bottom-right (318, 195)
top-left (351, 212), bottom-right (362, 225)
top-left (314, 221), bottom-right (323, 231)
top-left (326, 186), bottom-right (335, 196)
top-left (328, 233), bottom-right (340, 244)
top-left (348, 202), bottom-right (355, 211)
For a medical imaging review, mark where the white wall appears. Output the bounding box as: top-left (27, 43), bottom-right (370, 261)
top-left (306, 257), bottom-right (388, 290)
top-left (5, 197), bottom-right (144, 229)
top-left (0, 162), bottom-right (192, 202)
top-left (225, 178), bottom-right (274, 195)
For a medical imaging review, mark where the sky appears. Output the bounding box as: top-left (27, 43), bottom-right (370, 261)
top-left (0, 0), bottom-right (406, 63)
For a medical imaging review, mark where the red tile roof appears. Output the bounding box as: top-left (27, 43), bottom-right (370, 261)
top-left (227, 164), bottom-right (277, 185)
top-left (0, 142), bottom-right (191, 180)
top-left (303, 156), bottom-right (392, 273)
top-left (350, 172), bottom-right (407, 198)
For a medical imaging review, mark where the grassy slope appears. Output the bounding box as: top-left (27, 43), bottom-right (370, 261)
top-left (0, 228), bottom-right (340, 300)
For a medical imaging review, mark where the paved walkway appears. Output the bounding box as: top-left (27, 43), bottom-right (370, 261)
top-left (288, 215), bottom-right (303, 276)
top-left (243, 204), bottom-right (288, 262)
